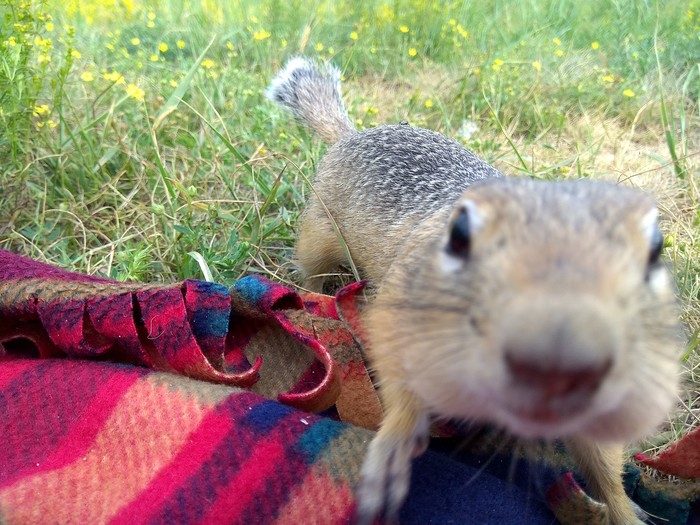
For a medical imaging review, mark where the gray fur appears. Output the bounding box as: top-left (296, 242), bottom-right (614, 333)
top-left (322, 124), bottom-right (504, 224)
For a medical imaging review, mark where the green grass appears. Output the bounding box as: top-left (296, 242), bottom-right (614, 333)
top-left (1, 0), bottom-right (699, 444)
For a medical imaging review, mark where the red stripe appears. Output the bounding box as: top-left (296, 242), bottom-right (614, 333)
top-left (108, 409), bottom-right (233, 525)
top-left (197, 438), bottom-right (288, 525)
top-left (0, 359), bottom-right (44, 390)
top-left (20, 370), bottom-right (139, 476)
top-left (0, 366), bottom-right (139, 490)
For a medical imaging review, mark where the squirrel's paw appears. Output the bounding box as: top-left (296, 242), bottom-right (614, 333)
top-left (355, 431), bottom-right (427, 525)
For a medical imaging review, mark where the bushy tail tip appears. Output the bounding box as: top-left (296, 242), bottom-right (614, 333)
top-left (266, 56), bottom-right (355, 144)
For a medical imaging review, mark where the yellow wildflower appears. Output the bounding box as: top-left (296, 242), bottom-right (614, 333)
top-left (622, 89), bottom-right (635, 97)
top-left (315, 43), bottom-right (324, 51)
top-left (177, 40), bottom-right (185, 49)
top-left (201, 59), bottom-right (216, 69)
top-left (399, 25), bottom-right (409, 33)
top-left (350, 31), bottom-right (358, 40)
top-left (150, 54), bottom-right (158, 62)
top-left (103, 71), bottom-right (126, 84)
top-left (169, 79), bottom-right (178, 87)
top-left (106, 43), bottom-right (115, 51)
top-left (147, 21), bottom-right (155, 28)
top-left (554, 49), bottom-right (564, 57)
top-left (408, 47), bottom-right (417, 57)
top-left (159, 42), bottom-right (168, 52)
top-left (80, 71), bottom-right (94, 82)
top-left (70, 49), bottom-right (81, 59)
top-left (253, 30), bottom-right (271, 41)
top-left (33, 104), bottom-right (49, 116)
top-left (130, 38), bottom-right (140, 46)
top-left (226, 41), bottom-right (234, 51)
top-left (425, 99), bottom-right (433, 108)
top-left (591, 41), bottom-right (599, 50)
top-left (601, 74), bottom-right (615, 82)
top-left (553, 37), bottom-right (561, 46)
top-left (148, 12), bottom-right (156, 20)
top-left (34, 36), bottom-right (52, 49)
top-left (492, 58), bottom-right (504, 71)
top-left (47, 119), bottom-right (58, 128)
top-left (532, 61), bottom-right (542, 72)
top-left (46, 22), bottom-right (54, 31)
top-left (125, 83), bottom-right (145, 102)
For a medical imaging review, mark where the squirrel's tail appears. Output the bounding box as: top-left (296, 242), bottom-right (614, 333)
top-left (266, 56), bottom-right (355, 145)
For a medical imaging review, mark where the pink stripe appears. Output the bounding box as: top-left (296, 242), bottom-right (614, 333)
top-left (0, 359), bottom-right (43, 390)
top-left (108, 409), bottom-right (232, 525)
top-left (198, 438), bottom-right (288, 524)
top-left (4, 370), bottom-right (139, 489)
top-left (0, 367), bottom-right (139, 490)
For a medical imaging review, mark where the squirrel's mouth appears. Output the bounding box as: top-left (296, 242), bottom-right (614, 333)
top-left (498, 386), bottom-right (601, 438)
top-left (500, 411), bottom-right (586, 440)
top-left (512, 400), bottom-right (586, 425)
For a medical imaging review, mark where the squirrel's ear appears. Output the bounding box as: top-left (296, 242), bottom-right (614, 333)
top-left (445, 200), bottom-right (483, 259)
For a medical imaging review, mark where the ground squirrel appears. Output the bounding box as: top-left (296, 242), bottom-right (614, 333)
top-left (267, 57), bottom-right (681, 525)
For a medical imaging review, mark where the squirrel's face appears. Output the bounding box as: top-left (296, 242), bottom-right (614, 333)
top-left (404, 179), bottom-right (680, 441)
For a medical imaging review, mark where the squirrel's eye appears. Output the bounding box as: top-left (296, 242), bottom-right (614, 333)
top-left (648, 225), bottom-right (664, 267)
top-left (447, 207), bottom-right (471, 257)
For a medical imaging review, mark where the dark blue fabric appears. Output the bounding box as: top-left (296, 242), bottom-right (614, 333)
top-left (243, 399), bottom-right (294, 432)
top-left (401, 440), bottom-right (557, 524)
top-left (403, 438), bottom-right (697, 525)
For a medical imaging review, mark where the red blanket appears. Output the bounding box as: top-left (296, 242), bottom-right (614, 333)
top-left (0, 249), bottom-right (697, 524)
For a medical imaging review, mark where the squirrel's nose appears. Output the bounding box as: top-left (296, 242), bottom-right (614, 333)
top-left (499, 293), bottom-right (621, 400)
top-left (505, 353), bottom-right (612, 397)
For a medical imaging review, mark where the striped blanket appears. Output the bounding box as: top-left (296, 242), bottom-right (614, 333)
top-left (0, 249), bottom-right (697, 524)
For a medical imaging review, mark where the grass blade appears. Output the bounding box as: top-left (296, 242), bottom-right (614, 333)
top-left (482, 89), bottom-right (529, 174)
top-left (187, 251), bottom-right (215, 282)
top-left (653, 11), bottom-right (685, 179)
